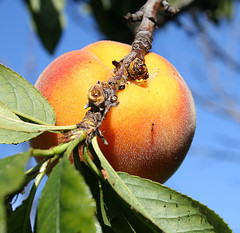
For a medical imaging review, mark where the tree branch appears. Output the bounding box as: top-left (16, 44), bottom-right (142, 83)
top-left (67, 0), bottom-right (179, 144)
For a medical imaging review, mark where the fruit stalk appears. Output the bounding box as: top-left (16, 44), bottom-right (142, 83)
top-left (70, 0), bottom-right (179, 143)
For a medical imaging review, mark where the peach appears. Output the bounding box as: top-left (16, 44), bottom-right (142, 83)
top-left (30, 40), bottom-right (196, 183)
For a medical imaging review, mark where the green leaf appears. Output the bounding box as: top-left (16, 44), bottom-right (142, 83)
top-left (0, 64), bottom-right (55, 125)
top-left (7, 158), bottom-right (50, 233)
top-left (99, 182), bottom-right (137, 233)
top-left (90, 137), bottom-right (232, 232)
top-left (0, 100), bottom-right (40, 144)
top-left (90, 137), bottom-right (162, 232)
top-left (7, 194), bottom-right (32, 233)
top-left (214, 0), bottom-right (233, 20)
top-left (80, 161), bottom-right (137, 233)
top-left (0, 64), bottom-right (77, 144)
top-left (0, 100), bottom-right (76, 144)
top-left (0, 151), bottom-right (30, 233)
top-left (118, 172), bottom-right (232, 233)
top-left (25, 0), bottom-right (65, 54)
top-left (36, 157), bottom-right (96, 233)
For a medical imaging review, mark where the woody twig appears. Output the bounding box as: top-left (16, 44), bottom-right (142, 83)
top-left (67, 0), bottom-right (179, 144)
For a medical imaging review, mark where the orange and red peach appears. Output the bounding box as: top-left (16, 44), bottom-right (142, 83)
top-left (30, 40), bottom-right (196, 183)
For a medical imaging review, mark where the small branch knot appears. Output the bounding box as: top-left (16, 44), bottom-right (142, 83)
top-left (128, 58), bottom-right (149, 80)
top-left (133, 31), bottom-right (153, 53)
top-left (88, 84), bottom-right (105, 106)
top-left (124, 11), bottom-right (144, 23)
top-left (160, 0), bottom-right (179, 16)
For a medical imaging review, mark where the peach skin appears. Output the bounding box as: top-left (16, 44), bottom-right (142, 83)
top-left (30, 40), bottom-right (196, 183)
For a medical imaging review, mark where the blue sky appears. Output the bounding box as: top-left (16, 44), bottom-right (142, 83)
top-left (0, 0), bottom-right (239, 232)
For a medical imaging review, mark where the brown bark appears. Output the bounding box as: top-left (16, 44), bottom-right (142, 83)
top-left (68, 0), bottom-right (179, 144)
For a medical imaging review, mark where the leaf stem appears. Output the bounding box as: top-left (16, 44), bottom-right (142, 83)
top-left (31, 141), bottom-right (73, 157)
top-left (25, 157), bottom-right (48, 181)
top-left (41, 125), bottom-right (78, 132)
top-left (83, 144), bottom-right (103, 179)
top-left (64, 138), bottom-right (81, 159)
top-left (12, 109), bottom-right (53, 126)
top-left (0, 113), bottom-right (77, 132)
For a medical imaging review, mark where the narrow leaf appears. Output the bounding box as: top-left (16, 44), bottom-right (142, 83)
top-left (79, 162), bottom-right (114, 233)
top-left (25, 0), bottom-right (65, 54)
top-left (0, 151), bottom-right (30, 233)
top-left (0, 64), bottom-right (55, 125)
top-left (36, 157), bottom-right (96, 233)
top-left (80, 161), bottom-right (138, 233)
top-left (118, 172), bottom-right (232, 233)
top-left (90, 137), bottom-right (162, 232)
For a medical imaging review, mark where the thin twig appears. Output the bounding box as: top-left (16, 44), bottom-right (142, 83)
top-left (68, 0), bottom-right (179, 144)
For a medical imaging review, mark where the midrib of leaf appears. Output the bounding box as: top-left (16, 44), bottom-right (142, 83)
top-left (0, 113), bottom-right (76, 132)
top-left (12, 109), bottom-right (52, 126)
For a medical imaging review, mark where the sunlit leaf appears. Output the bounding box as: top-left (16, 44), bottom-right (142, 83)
top-left (118, 172), bottom-right (232, 233)
top-left (36, 157), bottom-right (96, 233)
top-left (0, 151), bottom-right (30, 233)
top-left (0, 64), bottom-right (55, 125)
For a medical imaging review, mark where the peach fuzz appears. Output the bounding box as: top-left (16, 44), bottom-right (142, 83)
top-left (30, 40), bottom-right (196, 183)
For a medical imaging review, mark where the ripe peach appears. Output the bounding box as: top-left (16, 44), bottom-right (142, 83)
top-left (30, 40), bottom-right (196, 183)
